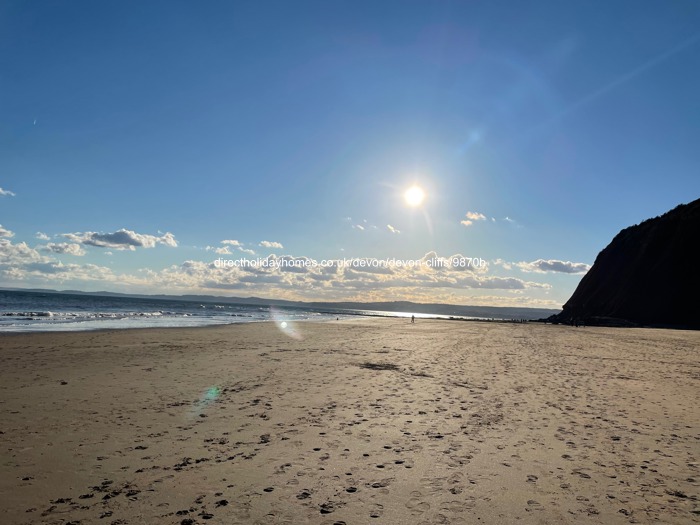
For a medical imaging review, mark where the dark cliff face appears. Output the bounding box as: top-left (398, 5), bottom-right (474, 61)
top-left (553, 198), bottom-right (700, 329)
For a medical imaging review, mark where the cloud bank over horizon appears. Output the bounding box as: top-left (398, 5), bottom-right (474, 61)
top-left (0, 227), bottom-right (589, 307)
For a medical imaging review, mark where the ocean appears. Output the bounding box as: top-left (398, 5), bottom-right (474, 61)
top-left (0, 290), bottom-right (355, 332)
top-left (0, 289), bottom-right (456, 333)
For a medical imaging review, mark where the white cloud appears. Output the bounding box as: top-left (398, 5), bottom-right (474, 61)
top-left (40, 243), bottom-right (86, 256)
top-left (344, 259), bottom-right (395, 275)
top-left (353, 224), bottom-right (365, 231)
top-left (0, 224), bottom-right (15, 238)
top-left (0, 240), bottom-right (112, 285)
top-left (35, 232), bottom-right (50, 240)
top-left (516, 259), bottom-right (591, 274)
top-left (0, 239), bottom-right (119, 285)
top-left (387, 224), bottom-right (400, 234)
top-left (0, 187), bottom-right (16, 197)
top-left (461, 211), bottom-right (486, 227)
top-left (0, 236), bottom-right (558, 306)
top-left (0, 238), bottom-right (42, 265)
top-left (63, 229), bottom-right (178, 251)
top-left (206, 245), bottom-right (231, 254)
top-left (492, 258), bottom-right (512, 270)
top-left (208, 240), bottom-right (255, 255)
top-left (462, 275), bottom-right (549, 290)
top-left (155, 232), bottom-right (178, 247)
top-left (158, 251), bottom-right (550, 297)
top-left (259, 240), bottom-right (284, 249)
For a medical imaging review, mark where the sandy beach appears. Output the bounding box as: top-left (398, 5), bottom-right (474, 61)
top-left (1, 319), bottom-right (698, 524)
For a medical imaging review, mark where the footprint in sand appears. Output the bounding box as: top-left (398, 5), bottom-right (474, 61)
top-left (369, 503), bottom-right (384, 518)
top-left (296, 489), bottom-right (312, 500)
top-left (526, 499), bottom-right (543, 511)
top-left (406, 492), bottom-right (431, 516)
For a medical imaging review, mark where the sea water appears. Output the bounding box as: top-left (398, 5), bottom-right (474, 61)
top-left (0, 290), bottom-right (345, 332)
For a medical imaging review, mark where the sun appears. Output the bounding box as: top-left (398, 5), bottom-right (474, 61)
top-left (404, 185), bottom-right (425, 207)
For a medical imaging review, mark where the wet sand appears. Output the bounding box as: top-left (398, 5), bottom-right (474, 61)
top-left (1, 320), bottom-right (699, 524)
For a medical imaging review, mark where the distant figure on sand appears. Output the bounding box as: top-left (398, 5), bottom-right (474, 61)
top-left (411, 315), bottom-right (415, 324)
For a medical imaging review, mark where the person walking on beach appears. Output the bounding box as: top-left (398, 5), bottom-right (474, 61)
top-left (411, 315), bottom-right (415, 324)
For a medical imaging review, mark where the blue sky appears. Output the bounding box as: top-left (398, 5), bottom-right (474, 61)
top-left (1, 1), bottom-right (699, 307)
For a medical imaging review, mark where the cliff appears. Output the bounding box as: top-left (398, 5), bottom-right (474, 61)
top-left (551, 198), bottom-right (700, 329)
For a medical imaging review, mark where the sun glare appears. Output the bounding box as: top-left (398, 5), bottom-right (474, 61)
top-left (404, 185), bottom-right (425, 207)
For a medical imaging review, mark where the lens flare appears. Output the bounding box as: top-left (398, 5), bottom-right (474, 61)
top-left (188, 385), bottom-right (221, 419)
top-left (270, 306), bottom-right (303, 340)
top-left (204, 386), bottom-right (220, 401)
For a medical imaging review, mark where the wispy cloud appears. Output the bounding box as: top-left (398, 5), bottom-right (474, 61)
top-left (498, 216), bottom-right (524, 228)
top-left (387, 224), bottom-right (400, 234)
top-left (0, 187), bottom-right (16, 197)
top-left (516, 259), bottom-right (591, 274)
top-left (206, 245), bottom-right (232, 255)
top-left (63, 229), bottom-right (178, 251)
top-left (259, 240), bottom-right (284, 249)
top-left (348, 217), bottom-right (373, 230)
top-left (221, 239), bottom-right (242, 246)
